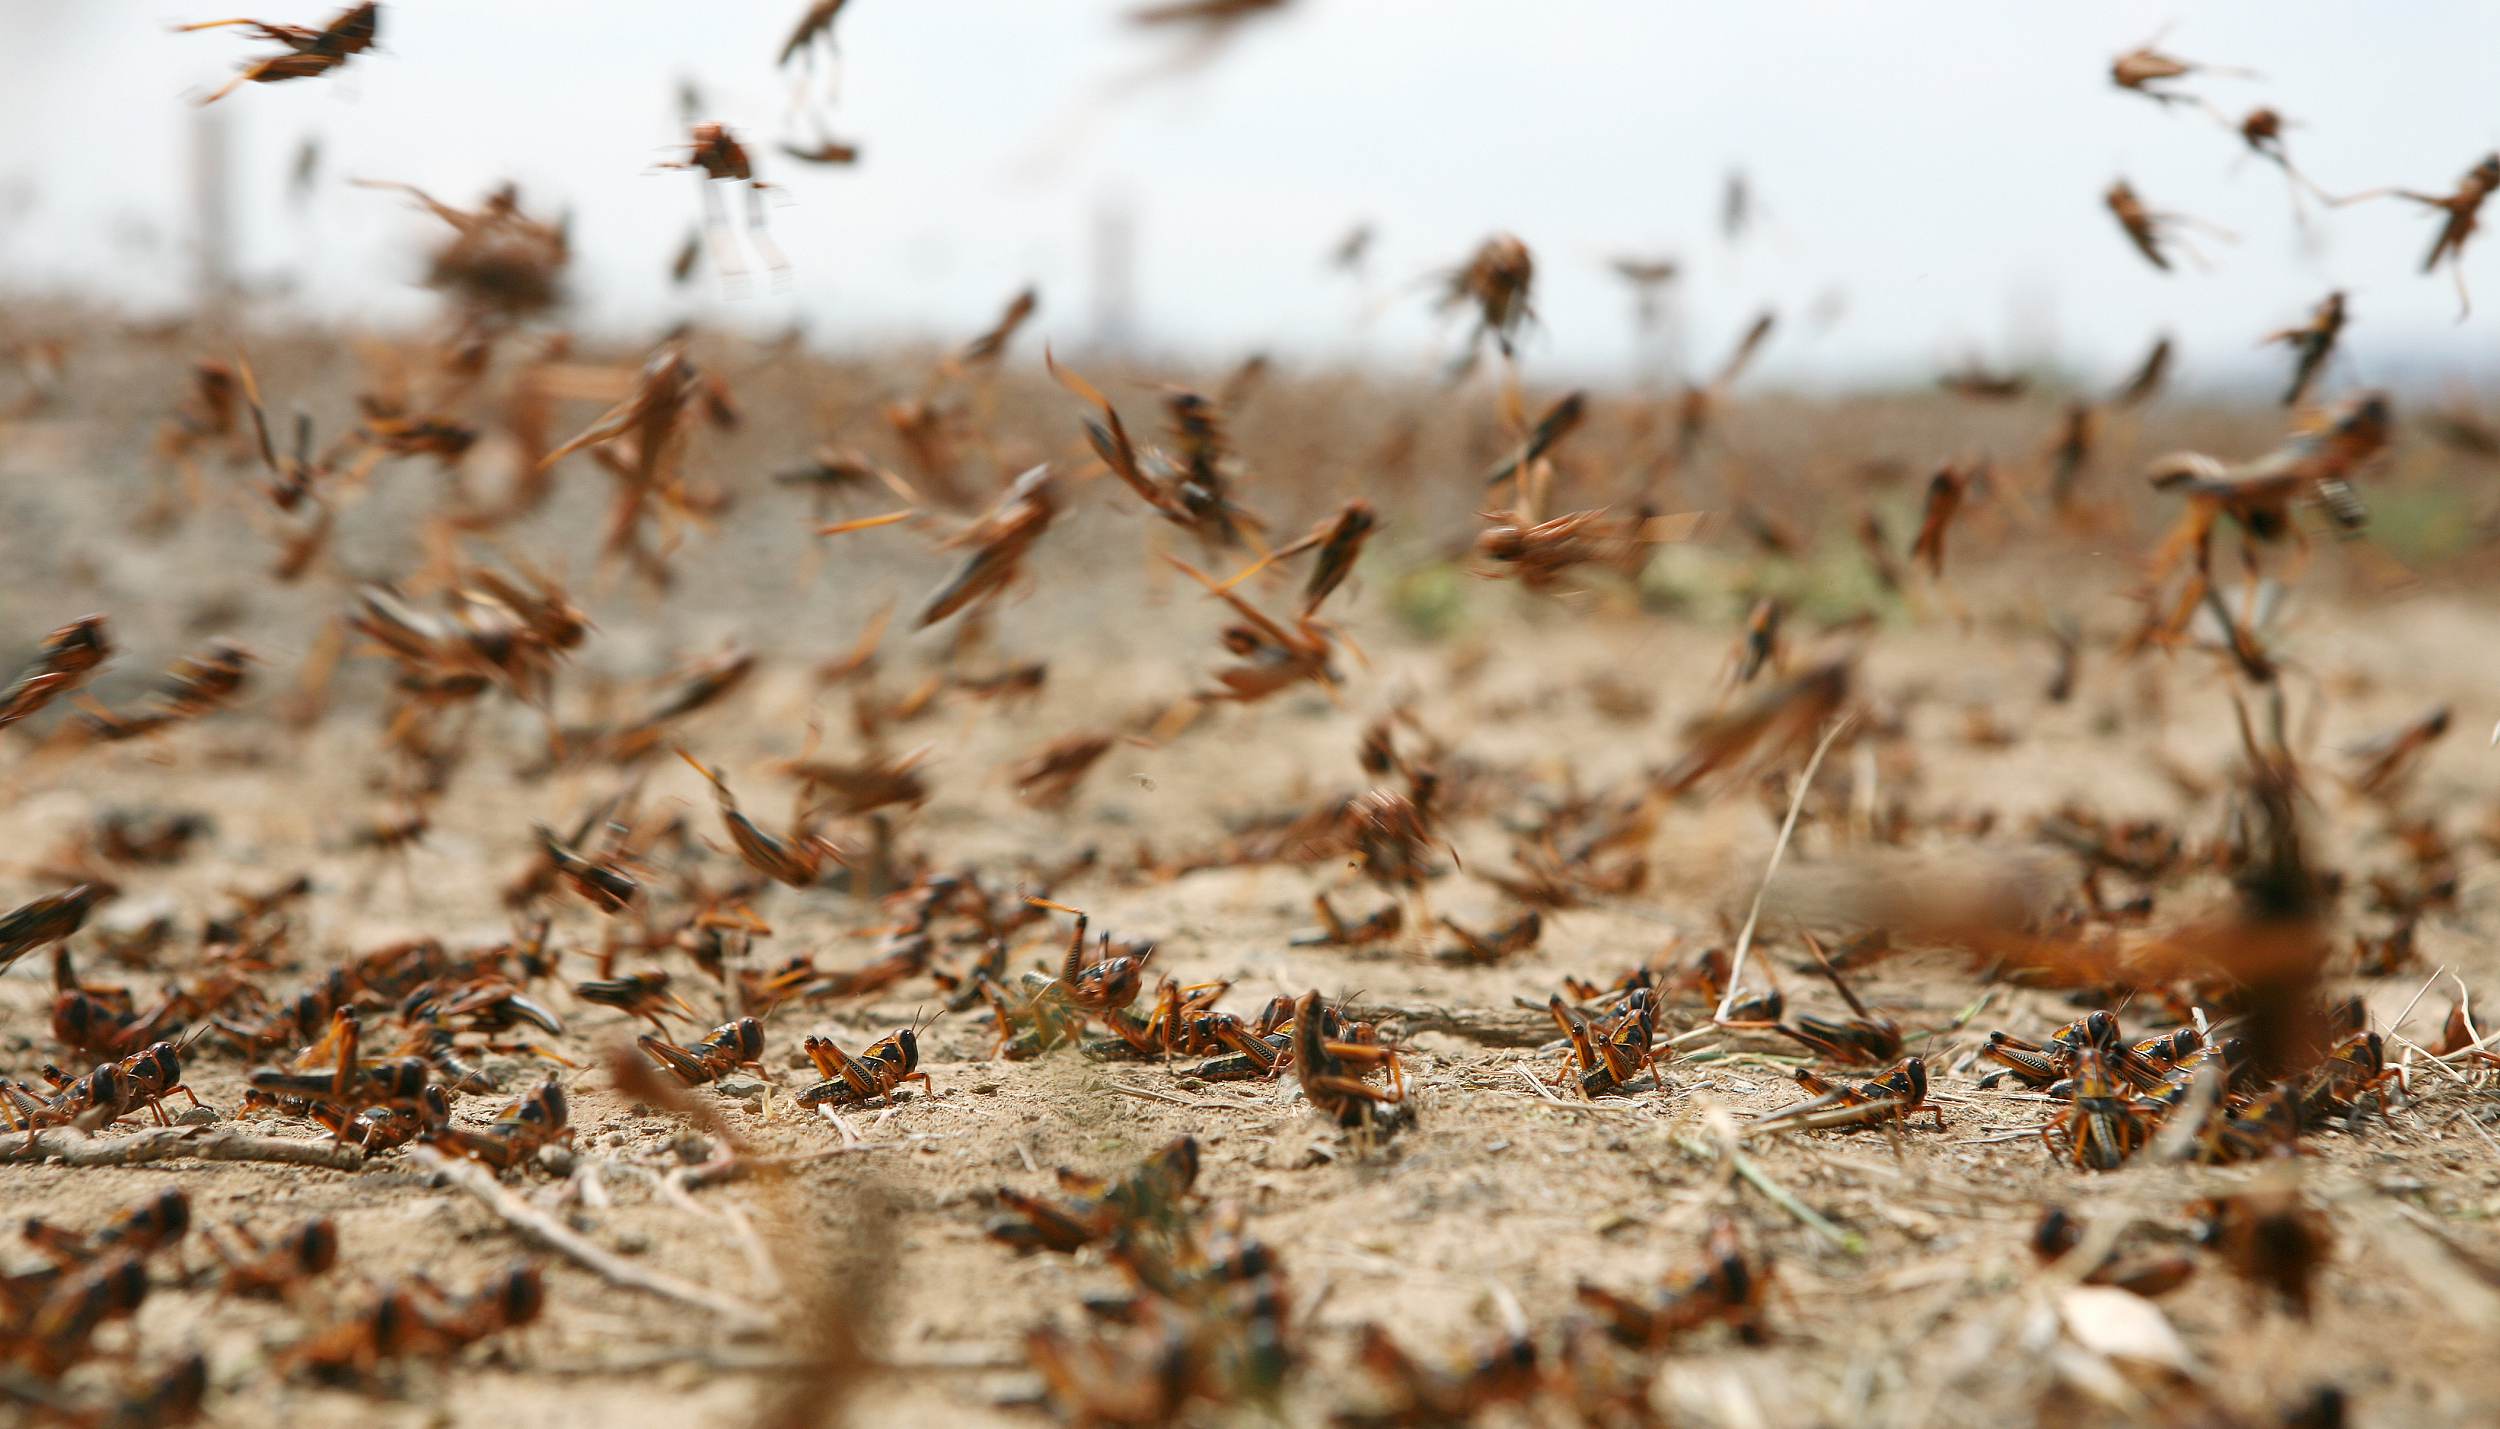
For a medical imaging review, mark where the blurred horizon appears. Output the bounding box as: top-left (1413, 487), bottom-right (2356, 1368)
top-left (2, 1), bottom-right (2497, 395)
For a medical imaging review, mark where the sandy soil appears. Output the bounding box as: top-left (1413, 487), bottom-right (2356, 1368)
top-left (2, 320), bottom-right (2498, 1427)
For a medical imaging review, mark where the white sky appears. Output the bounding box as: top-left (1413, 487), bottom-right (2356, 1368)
top-left (1, 1), bottom-right (2496, 391)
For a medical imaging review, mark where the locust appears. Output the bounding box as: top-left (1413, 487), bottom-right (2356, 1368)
top-left (659, 122), bottom-right (788, 284)
top-left (182, 2), bottom-right (379, 105)
top-left (1437, 233), bottom-right (1536, 363)
top-left (1546, 987), bottom-right (1665, 1098)
top-left (2265, 292), bottom-right (2347, 408)
top-left (796, 1012), bottom-right (941, 1109)
top-left (0, 616), bottom-right (113, 733)
top-left (2137, 392), bottom-right (2391, 645)
top-left (2109, 35), bottom-right (2255, 110)
top-left (2105, 179), bottom-right (2229, 272)
top-left (1750, 1057), bottom-right (1942, 1135)
top-left (2335, 154), bottom-right (2500, 318)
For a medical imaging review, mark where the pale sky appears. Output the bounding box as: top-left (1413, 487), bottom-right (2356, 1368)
top-left (1, 1), bottom-right (2495, 390)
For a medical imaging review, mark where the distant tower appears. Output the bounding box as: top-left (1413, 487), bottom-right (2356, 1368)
top-left (190, 103), bottom-right (237, 312)
top-left (1089, 192), bottom-right (1138, 356)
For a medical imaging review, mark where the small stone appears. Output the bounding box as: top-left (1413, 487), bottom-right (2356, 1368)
top-left (481, 1059), bottom-right (525, 1090)
top-left (715, 1076), bottom-right (767, 1098)
top-left (537, 1144), bottom-right (577, 1176)
top-left (614, 1230), bottom-right (653, 1256)
top-left (175, 1105), bottom-right (220, 1127)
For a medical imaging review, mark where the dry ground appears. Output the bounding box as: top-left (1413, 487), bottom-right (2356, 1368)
top-left (2, 319), bottom-right (2498, 1426)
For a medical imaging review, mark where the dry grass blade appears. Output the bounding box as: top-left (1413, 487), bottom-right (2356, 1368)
top-left (421, 1150), bottom-right (776, 1335)
top-left (1714, 714), bottom-right (1856, 1025)
top-left (0, 1125), bottom-right (366, 1171)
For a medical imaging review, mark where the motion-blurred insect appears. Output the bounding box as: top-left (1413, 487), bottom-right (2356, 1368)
top-left (208, 1217), bottom-right (341, 1299)
top-left (1481, 389), bottom-right (1586, 493)
top-left (577, 971), bottom-right (696, 1031)
top-left (2347, 705), bottom-right (2450, 798)
top-left (1673, 309), bottom-right (1775, 458)
top-left (1327, 222), bottom-right (1374, 275)
top-left (2031, 1206), bottom-right (2197, 1297)
top-left (778, 0), bottom-right (851, 67)
top-left (2139, 392), bottom-right (2392, 642)
top-left (1437, 233), bottom-right (1536, 364)
top-left (2341, 153), bottom-right (2500, 318)
top-left (987, 1135), bottom-right (1200, 1253)
top-left (1165, 553), bottom-right (1347, 704)
top-left (356, 179), bottom-right (571, 324)
top-left (1209, 499), bottom-right (1377, 618)
top-left (0, 885), bottom-right (114, 975)
top-left (2109, 33), bottom-right (2255, 110)
top-left (638, 1016), bottom-right (765, 1087)
top-left (1771, 934), bottom-right (1903, 1066)
top-left (660, 122), bottom-right (788, 284)
top-left (2196, 1185), bottom-right (2333, 1318)
top-left (1435, 909), bottom-right (1542, 965)
top-left (954, 287), bottom-right (1040, 372)
top-left (1657, 656), bottom-right (1851, 797)
top-left (825, 464), bottom-right (1059, 630)
top-left (2265, 292), bottom-right (2346, 408)
top-left (1608, 254), bottom-right (1681, 333)
top-left (2106, 179), bottom-right (2228, 272)
top-left (1909, 461), bottom-right (1971, 579)
top-left (2111, 333), bottom-right (2174, 408)
top-left (0, 616), bottom-right (112, 733)
top-left (2047, 402), bottom-right (2096, 512)
top-left (1938, 360), bottom-right (2028, 401)
top-left (536, 344), bottom-right (735, 588)
top-left (79, 642), bottom-right (255, 743)
top-left (679, 750), bottom-right (845, 887)
top-left (1013, 733), bottom-right (1115, 810)
top-left (182, 2), bottom-right (379, 105)
top-left (2228, 107), bottom-right (2326, 222)
top-left (1290, 893), bottom-right (1403, 948)
top-left (1124, 0), bottom-right (1298, 83)
top-left (1048, 353), bottom-right (1262, 549)
top-left (1348, 1324), bottom-right (1542, 1425)
top-left (1576, 1216), bottom-right (1771, 1348)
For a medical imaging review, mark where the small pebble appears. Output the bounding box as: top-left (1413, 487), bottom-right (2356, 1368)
top-left (175, 1105), bottom-right (220, 1126)
top-left (614, 1230), bottom-right (653, 1256)
top-left (715, 1076), bottom-right (766, 1098)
